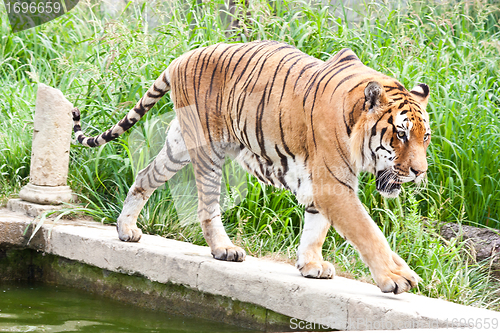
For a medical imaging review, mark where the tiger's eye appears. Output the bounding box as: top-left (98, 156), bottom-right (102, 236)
top-left (423, 133), bottom-right (430, 141)
top-left (397, 130), bottom-right (406, 139)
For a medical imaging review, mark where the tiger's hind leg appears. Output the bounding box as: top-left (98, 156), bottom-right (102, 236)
top-left (296, 207), bottom-right (335, 278)
top-left (117, 118), bottom-right (190, 242)
top-left (190, 145), bottom-right (246, 262)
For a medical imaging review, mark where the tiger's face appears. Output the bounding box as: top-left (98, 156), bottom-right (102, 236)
top-left (374, 83), bottom-right (431, 197)
top-left (351, 81), bottom-right (431, 198)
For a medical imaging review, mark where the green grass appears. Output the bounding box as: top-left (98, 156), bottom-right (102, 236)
top-left (1, 0), bottom-right (499, 310)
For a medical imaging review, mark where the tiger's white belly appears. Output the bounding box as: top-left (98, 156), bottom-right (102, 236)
top-left (230, 145), bottom-right (314, 206)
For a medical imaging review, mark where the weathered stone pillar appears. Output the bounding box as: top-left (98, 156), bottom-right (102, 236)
top-left (18, 83), bottom-right (74, 205)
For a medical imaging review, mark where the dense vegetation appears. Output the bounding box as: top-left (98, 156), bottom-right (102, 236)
top-left (1, 0), bottom-right (499, 309)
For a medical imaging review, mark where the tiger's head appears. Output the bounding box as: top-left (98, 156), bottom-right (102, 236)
top-left (350, 81), bottom-right (430, 198)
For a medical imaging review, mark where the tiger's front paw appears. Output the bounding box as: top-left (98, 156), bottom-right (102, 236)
top-left (297, 261), bottom-right (335, 279)
top-left (372, 252), bottom-right (421, 294)
top-left (117, 224), bottom-right (142, 242)
top-left (212, 246), bottom-right (246, 262)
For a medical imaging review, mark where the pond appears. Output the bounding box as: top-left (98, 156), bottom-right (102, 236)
top-left (0, 283), bottom-right (259, 332)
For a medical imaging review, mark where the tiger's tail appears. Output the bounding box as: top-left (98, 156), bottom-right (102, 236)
top-left (72, 69), bottom-right (171, 147)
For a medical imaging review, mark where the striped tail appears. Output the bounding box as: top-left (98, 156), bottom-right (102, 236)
top-left (72, 69), bottom-right (171, 147)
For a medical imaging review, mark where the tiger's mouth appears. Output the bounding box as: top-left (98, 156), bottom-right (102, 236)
top-left (376, 170), bottom-right (402, 198)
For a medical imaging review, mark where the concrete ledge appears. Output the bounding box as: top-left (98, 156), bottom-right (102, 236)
top-left (7, 198), bottom-right (69, 218)
top-left (1, 208), bottom-right (499, 331)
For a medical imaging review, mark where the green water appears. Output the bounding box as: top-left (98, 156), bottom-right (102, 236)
top-left (0, 283), bottom-right (257, 332)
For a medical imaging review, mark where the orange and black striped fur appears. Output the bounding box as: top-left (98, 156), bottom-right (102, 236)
top-left (73, 41), bottom-right (431, 294)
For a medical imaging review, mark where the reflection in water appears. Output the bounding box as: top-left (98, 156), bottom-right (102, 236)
top-left (0, 320), bottom-right (107, 332)
top-left (0, 284), bottom-right (256, 333)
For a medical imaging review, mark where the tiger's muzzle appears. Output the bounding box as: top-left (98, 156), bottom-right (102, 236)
top-left (376, 168), bottom-right (427, 197)
top-left (376, 169), bottom-right (403, 197)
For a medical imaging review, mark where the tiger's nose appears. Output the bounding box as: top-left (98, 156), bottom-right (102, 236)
top-left (410, 167), bottom-right (425, 177)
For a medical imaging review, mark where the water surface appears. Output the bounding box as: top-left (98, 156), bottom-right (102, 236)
top-left (0, 283), bottom-right (257, 332)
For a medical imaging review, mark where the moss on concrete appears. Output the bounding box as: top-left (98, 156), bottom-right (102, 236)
top-left (0, 248), bottom-right (43, 282)
top-left (0, 248), bottom-right (292, 331)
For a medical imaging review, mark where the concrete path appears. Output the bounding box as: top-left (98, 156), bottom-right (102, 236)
top-left (1, 207), bottom-right (499, 331)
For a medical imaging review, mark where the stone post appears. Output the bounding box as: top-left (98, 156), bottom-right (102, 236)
top-left (17, 84), bottom-right (74, 205)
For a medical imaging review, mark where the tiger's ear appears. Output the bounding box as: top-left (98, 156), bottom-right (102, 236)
top-left (410, 83), bottom-right (430, 109)
top-left (364, 81), bottom-right (390, 113)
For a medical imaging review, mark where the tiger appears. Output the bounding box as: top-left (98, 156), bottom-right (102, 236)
top-left (72, 40), bottom-right (431, 294)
